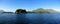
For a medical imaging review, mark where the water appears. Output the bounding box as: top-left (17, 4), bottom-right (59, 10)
top-left (0, 14), bottom-right (60, 24)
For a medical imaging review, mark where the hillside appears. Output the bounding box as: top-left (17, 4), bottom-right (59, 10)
top-left (32, 8), bottom-right (60, 14)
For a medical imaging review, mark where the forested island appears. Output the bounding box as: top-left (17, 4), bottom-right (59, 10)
top-left (0, 8), bottom-right (60, 14)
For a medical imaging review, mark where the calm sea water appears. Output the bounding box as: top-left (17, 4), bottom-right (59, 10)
top-left (0, 14), bottom-right (60, 24)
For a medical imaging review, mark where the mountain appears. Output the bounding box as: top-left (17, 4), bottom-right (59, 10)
top-left (45, 9), bottom-right (59, 13)
top-left (32, 8), bottom-right (60, 14)
top-left (0, 10), bottom-right (5, 14)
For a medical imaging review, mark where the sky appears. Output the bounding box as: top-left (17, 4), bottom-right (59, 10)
top-left (0, 0), bottom-right (60, 12)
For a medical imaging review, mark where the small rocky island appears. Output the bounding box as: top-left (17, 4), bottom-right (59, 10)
top-left (15, 9), bottom-right (27, 14)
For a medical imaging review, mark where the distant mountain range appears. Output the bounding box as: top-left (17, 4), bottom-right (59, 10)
top-left (0, 10), bottom-right (14, 14)
top-left (0, 10), bottom-right (5, 14)
top-left (0, 8), bottom-right (60, 14)
top-left (32, 8), bottom-right (60, 14)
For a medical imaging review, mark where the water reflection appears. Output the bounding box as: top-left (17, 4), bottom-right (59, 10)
top-left (15, 14), bottom-right (29, 24)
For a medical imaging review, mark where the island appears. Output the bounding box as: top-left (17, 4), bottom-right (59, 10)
top-left (15, 9), bottom-right (27, 14)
